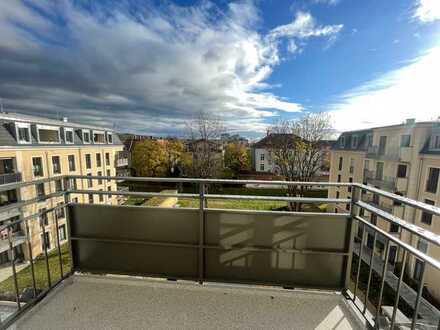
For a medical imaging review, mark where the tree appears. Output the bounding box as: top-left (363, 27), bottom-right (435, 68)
top-left (224, 142), bottom-right (250, 177)
top-left (164, 140), bottom-right (185, 177)
top-left (268, 112), bottom-right (332, 210)
top-left (186, 111), bottom-right (225, 178)
top-left (132, 140), bottom-right (167, 177)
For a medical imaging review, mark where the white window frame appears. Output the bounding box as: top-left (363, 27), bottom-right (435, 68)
top-left (352, 136), bottom-right (358, 148)
top-left (64, 127), bottom-right (74, 144)
top-left (36, 124), bottom-right (61, 144)
top-left (107, 132), bottom-right (113, 144)
top-left (15, 122), bottom-right (32, 144)
top-left (93, 130), bottom-right (105, 144)
top-left (32, 156), bottom-right (44, 178)
top-left (82, 130), bottom-right (91, 144)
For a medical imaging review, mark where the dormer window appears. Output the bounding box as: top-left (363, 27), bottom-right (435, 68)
top-left (16, 122), bottom-right (31, 144)
top-left (82, 130), bottom-right (91, 144)
top-left (65, 128), bottom-right (74, 144)
top-left (432, 135), bottom-right (440, 149)
top-left (352, 136), bottom-right (358, 148)
top-left (340, 136), bottom-right (345, 147)
top-left (93, 130), bottom-right (105, 144)
top-left (37, 125), bottom-right (60, 143)
top-left (107, 132), bottom-right (113, 144)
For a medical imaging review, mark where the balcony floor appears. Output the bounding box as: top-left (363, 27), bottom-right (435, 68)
top-left (13, 274), bottom-right (363, 330)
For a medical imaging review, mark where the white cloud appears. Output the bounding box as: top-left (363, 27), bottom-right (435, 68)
top-left (0, 1), bottom-right (342, 135)
top-left (329, 47), bottom-right (440, 132)
top-left (413, 0), bottom-right (440, 22)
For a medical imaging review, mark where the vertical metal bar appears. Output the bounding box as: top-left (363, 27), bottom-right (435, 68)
top-left (353, 224), bottom-right (365, 302)
top-left (375, 239), bottom-right (391, 323)
top-left (7, 227), bottom-right (21, 310)
top-left (390, 250), bottom-right (407, 329)
top-left (411, 261), bottom-right (426, 330)
top-left (54, 205), bottom-right (63, 277)
top-left (40, 210), bottom-right (51, 287)
top-left (198, 183), bottom-right (205, 284)
top-left (24, 220), bottom-right (37, 298)
top-left (344, 186), bottom-right (359, 294)
top-left (363, 231), bottom-right (377, 314)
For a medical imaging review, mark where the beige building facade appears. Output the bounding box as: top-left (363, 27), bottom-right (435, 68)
top-left (329, 120), bottom-right (440, 301)
top-left (0, 113), bottom-right (124, 263)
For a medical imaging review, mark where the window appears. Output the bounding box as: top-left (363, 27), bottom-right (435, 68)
top-left (55, 179), bottom-right (63, 192)
top-left (52, 156), bottom-right (61, 174)
top-left (389, 246), bottom-right (397, 265)
top-left (68, 155), bottom-right (76, 172)
top-left (338, 157), bottom-right (343, 171)
top-left (414, 259), bottom-right (424, 281)
top-left (93, 131), bottom-right (105, 144)
top-left (348, 178), bottom-right (353, 192)
top-left (367, 134), bottom-right (373, 147)
top-left (337, 174), bottom-right (341, 182)
top-left (260, 153), bottom-right (265, 161)
top-left (82, 130), bottom-right (91, 143)
top-left (433, 135), bottom-right (440, 149)
top-left (340, 136), bottom-right (345, 147)
top-left (105, 153), bottom-right (110, 166)
top-left (426, 168), bottom-right (439, 193)
top-left (37, 125), bottom-right (60, 143)
top-left (378, 136), bottom-right (387, 155)
top-left (107, 132), bottom-right (113, 144)
top-left (32, 157), bottom-right (44, 177)
top-left (417, 238), bottom-right (428, 253)
top-left (99, 189), bottom-right (104, 202)
top-left (55, 202), bottom-right (65, 220)
top-left (397, 164), bottom-right (407, 178)
top-left (336, 191), bottom-right (340, 198)
top-left (97, 171), bottom-right (103, 184)
top-left (375, 162), bottom-right (384, 180)
top-left (364, 159), bottom-right (370, 170)
top-left (58, 225), bottom-right (67, 241)
top-left (367, 234), bottom-right (374, 249)
top-left (390, 223), bottom-right (399, 233)
top-left (69, 178), bottom-right (77, 190)
top-left (96, 153), bottom-right (102, 167)
top-left (107, 169), bottom-right (111, 177)
top-left (371, 213), bottom-right (377, 226)
top-left (400, 135), bottom-right (411, 147)
top-left (85, 154), bottom-right (92, 169)
top-left (421, 199), bottom-right (434, 225)
top-left (260, 163), bottom-right (264, 171)
top-left (352, 136), bottom-right (358, 148)
top-left (41, 232), bottom-right (51, 250)
top-left (39, 208), bottom-right (48, 226)
top-left (36, 183), bottom-right (45, 198)
top-left (16, 123), bottom-right (31, 143)
top-left (88, 194), bottom-right (94, 204)
top-left (87, 173), bottom-right (93, 188)
top-left (65, 128), bottom-right (74, 144)
top-left (349, 158), bottom-right (354, 174)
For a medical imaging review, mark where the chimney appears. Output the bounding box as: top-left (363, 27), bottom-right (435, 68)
top-left (63, 117), bottom-right (68, 123)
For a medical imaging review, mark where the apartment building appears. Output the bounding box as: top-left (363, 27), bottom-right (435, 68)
top-left (0, 112), bottom-right (124, 263)
top-left (329, 119), bottom-right (440, 301)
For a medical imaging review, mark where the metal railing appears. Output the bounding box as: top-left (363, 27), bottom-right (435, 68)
top-left (0, 175), bottom-right (439, 329)
top-left (0, 173), bottom-right (22, 186)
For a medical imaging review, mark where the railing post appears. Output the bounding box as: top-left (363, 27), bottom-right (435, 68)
top-left (8, 227), bottom-right (21, 310)
top-left (198, 183), bottom-right (205, 285)
top-left (364, 231), bottom-right (377, 314)
top-left (390, 250), bottom-right (407, 329)
top-left (411, 261), bottom-right (426, 330)
top-left (375, 239), bottom-right (391, 323)
top-left (344, 185), bottom-right (359, 293)
top-left (24, 220), bottom-right (37, 298)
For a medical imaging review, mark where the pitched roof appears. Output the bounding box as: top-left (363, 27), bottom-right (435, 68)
top-left (253, 133), bottom-right (300, 148)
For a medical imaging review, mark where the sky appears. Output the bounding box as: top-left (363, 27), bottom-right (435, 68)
top-left (0, 0), bottom-right (439, 138)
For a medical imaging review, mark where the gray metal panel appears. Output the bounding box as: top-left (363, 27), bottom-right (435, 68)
top-left (68, 204), bottom-right (349, 289)
top-left (205, 211), bottom-right (347, 251)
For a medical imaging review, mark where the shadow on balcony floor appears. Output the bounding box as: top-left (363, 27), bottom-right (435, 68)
top-left (14, 274), bottom-right (363, 330)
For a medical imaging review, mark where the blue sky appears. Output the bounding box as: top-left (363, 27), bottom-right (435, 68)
top-left (0, 0), bottom-right (439, 138)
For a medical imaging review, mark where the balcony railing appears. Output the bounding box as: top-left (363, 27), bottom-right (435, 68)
top-left (0, 176), bottom-right (439, 329)
top-left (364, 170), bottom-right (396, 191)
top-left (115, 151), bottom-right (129, 167)
top-left (367, 145), bottom-right (413, 162)
top-left (0, 172), bottom-right (22, 185)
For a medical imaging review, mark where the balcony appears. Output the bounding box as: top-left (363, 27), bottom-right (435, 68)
top-left (396, 177), bottom-right (408, 192)
top-left (363, 170), bottom-right (396, 191)
top-left (0, 176), bottom-right (440, 329)
top-left (0, 172), bottom-right (22, 186)
top-left (366, 145), bottom-right (413, 162)
top-left (115, 151), bottom-right (129, 167)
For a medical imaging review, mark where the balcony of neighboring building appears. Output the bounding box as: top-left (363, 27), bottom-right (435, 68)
top-left (363, 169), bottom-right (396, 191)
top-left (0, 176), bottom-right (440, 329)
top-left (366, 145), bottom-right (413, 162)
top-left (0, 158), bottom-right (22, 186)
top-left (115, 150), bottom-right (129, 167)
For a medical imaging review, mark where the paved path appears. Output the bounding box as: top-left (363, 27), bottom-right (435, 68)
top-left (353, 242), bottom-right (440, 325)
top-left (0, 262), bottom-right (29, 282)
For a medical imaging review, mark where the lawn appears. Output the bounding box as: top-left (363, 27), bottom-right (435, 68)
top-left (0, 244), bottom-right (71, 296)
